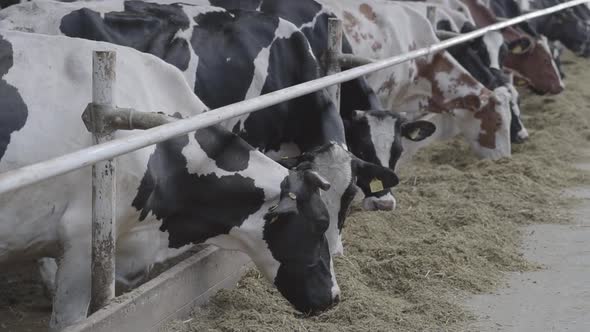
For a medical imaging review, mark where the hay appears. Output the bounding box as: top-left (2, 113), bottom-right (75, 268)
top-left (166, 51), bottom-right (590, 332)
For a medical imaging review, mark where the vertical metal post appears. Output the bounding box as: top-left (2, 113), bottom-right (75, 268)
top-left (89, 51), bottom-right (117, 313)
top-left (327, 18), bottom-right (343, 110)
top-left (427, 6), bottom-right (437, 26)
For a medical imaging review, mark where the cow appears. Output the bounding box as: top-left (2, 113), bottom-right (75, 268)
top-left (396, 0), bottom-right (529, 143)
top-left (450, 0), bottom-right (564, 94)
top-left (0, 29), bottom-right (343, 329)
top-left (490, 0), bottom-right (590, 57)
top-left (318, 0), bottom-right (513, 163)
top-left (0, 0), bottom-right (417, 217)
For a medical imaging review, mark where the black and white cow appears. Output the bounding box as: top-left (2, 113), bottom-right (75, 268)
top-left (490, 0), bottom-right (590, 57)
top-left (0, 29), bottom-right (341, 329)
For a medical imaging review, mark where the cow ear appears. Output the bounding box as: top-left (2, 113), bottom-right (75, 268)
top-left (401, 120), bottom-right (436, 141)
top-left (507, 38), bottom-right (533, 54)
top-left (304, 170), bottom-right (331, 191)
top-left (352, 157), bottom-right (399, 188)
top-left (265, 196), bottom-right (298, 222)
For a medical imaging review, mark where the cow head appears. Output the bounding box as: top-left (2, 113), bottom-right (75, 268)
top-left (456, 86), bottom-right (512, 159)
top-left (263, 167), bottom-right (340, 314)
top-left (345, 110), bottom-right (435, 209)
top-left (503, 35), bottom-right (564, 95)
top-left (541, 8), bottom-right (590, 57)
top-left (278, 143), bottom-right (399, 255)
top-left (134, 125), bottom-right (340, 315)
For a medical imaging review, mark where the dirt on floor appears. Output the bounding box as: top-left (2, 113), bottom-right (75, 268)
top-left (165, 52), bottom-right (590, 332)
top-left (0, 264), bottom-right (51, 332)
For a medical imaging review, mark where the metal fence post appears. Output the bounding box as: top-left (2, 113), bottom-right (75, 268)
top-left (427, 6), bottom-right (437, 26)
top-left (89, 51), bottom-right (117, 313)
top-left (327, 18), bottom-right (343, 110)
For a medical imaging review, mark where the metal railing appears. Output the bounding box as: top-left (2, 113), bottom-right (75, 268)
top-left (0, 0), bottom-right (588, 313)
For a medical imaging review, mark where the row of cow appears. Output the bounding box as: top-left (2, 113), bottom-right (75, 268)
top-left (0, 0), bottom-right (586, 330)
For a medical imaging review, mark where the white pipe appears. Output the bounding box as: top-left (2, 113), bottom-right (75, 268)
top-left (327, 18), bottom-right (343, 110)
top-left (338, 54), bottom-right (375, 68)
top-left (0, 0), bottom-right (588, 195)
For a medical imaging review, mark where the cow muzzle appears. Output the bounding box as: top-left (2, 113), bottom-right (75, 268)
top-left (362, 193), bottom-right (396, 211)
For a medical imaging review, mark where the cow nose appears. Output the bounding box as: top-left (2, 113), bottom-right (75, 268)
top-left (550, 84), bottom-right (564, 94)
top-left (512, 135), bottom-right (526, 144)
top-left (515, 128), bottom-right (529, 143)
top-left (375, 199), bottom-right (394, 211)
top-left (333, 294), bottom-right (341, 305)
top-left (375, 197), bottom-right (396, 211)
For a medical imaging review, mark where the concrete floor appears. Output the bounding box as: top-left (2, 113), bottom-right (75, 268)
top-left (466, 162), bottom-right (590, 332)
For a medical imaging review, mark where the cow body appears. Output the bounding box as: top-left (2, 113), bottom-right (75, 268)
top-left (0, 29), bottom-right (340, 329)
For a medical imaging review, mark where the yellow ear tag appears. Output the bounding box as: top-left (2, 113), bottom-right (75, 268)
top-left (288, 192), bottom-right (297, 200)
top-left (409, 128), bottom-right (421, 140)
top-left (369, 178), bottom-right (384, 193)
top-left (516, 78), bottom-right (528, 87)
top-left (512, 45), bottom-right (523, 54)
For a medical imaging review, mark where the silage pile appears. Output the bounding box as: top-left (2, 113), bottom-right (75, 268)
top-left (167, 52), bottom-right (590, 332)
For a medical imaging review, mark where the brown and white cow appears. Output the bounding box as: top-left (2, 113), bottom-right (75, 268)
top-left (319, 0), bottom-right (513, 162)
top-left (458, 0), bottom-right (564, 94)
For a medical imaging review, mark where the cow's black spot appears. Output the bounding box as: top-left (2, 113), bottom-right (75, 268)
top-left (132, 125), bottom-right (265, 248)
top-left (0, 0), bottom-right (22, 9)
top-left (446, 23), bottom-right (505, 90)
top-left (338, 182), bottom-right (357, 231)
top-left (210, 0), bottom-right (262, 11)
top-left (194, 126), bottom-right (252, 172)
top-left (190, 10), bottom-right (277, 109)
top-left (0, 34), bottom-right (28, 161)
top-left (60, 1), bottom-right (191, 71)
top-left (242, 28), bottom-right (345, 151)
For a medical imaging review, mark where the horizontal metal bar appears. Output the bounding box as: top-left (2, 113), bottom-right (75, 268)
top-left (338, 54), bottom-right (374, 68)
top-left (436, 30), bottom-right (461, 40)
top-left (0, 0), bottom-right (587, 195)
top-left (82, 104), bottom-right (177, 132)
